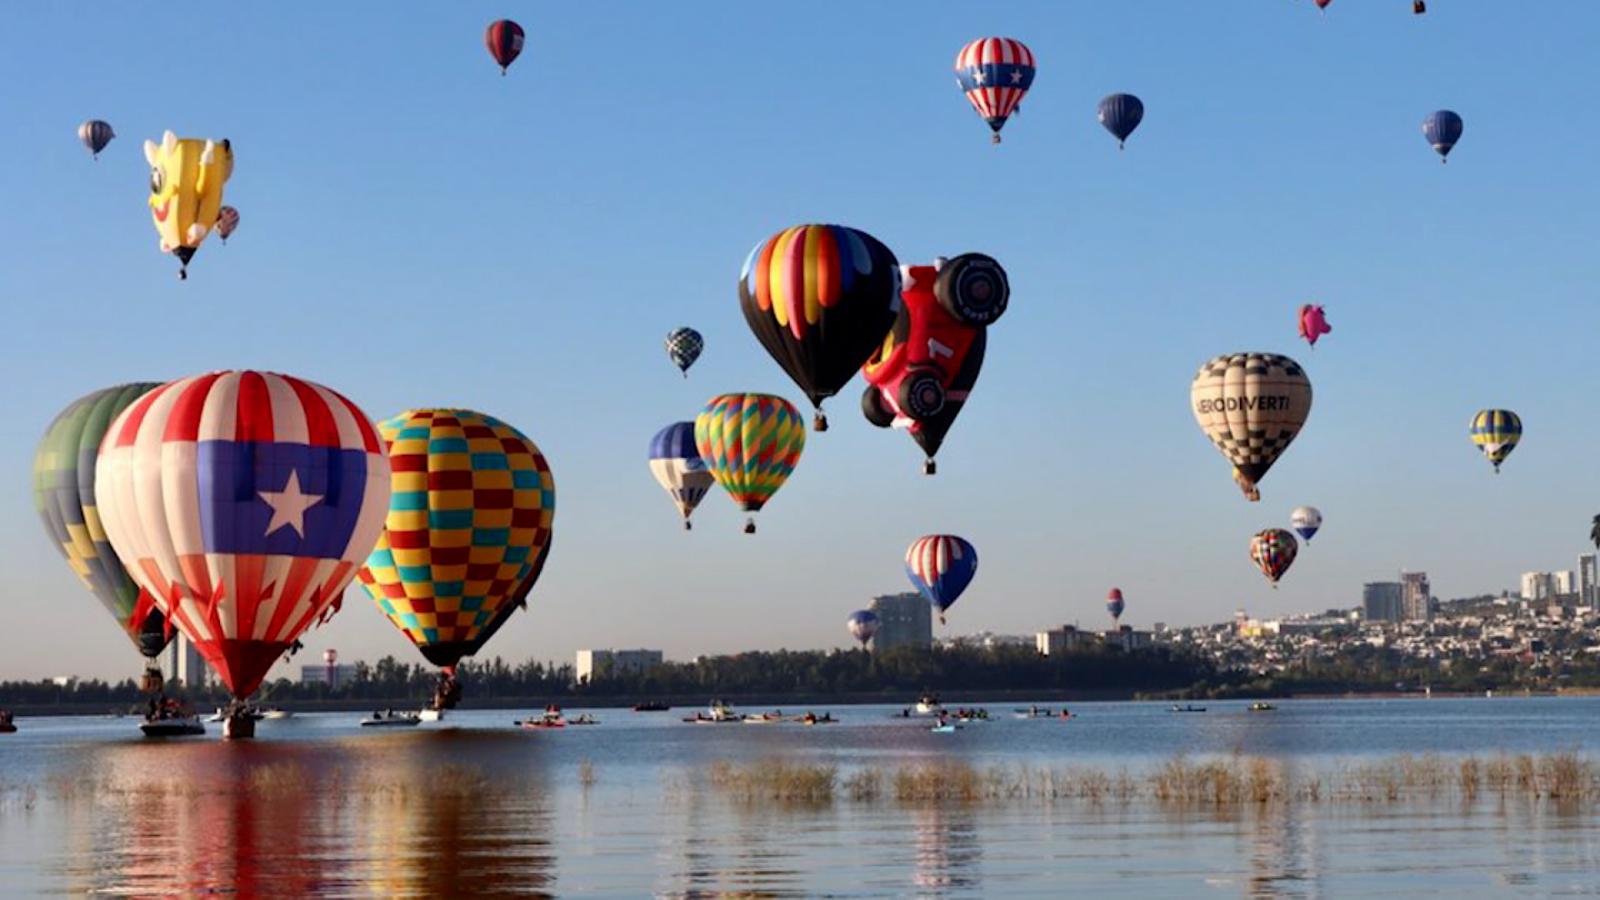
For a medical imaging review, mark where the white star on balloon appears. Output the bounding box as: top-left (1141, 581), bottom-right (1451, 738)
top-left (971, 69), bottom-right (985, 85)
top-left (259, 470), bottom-right (324, 538)
top-left (1010, 69), bottom-right (1024, 84)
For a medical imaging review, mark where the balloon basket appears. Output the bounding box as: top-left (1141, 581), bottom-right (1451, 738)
top-left (743, 519), bottom-right (756, 535)
top-left (923, 459), bottom-right (937, 476)
top-left (813, 412), bottom-right (828, 432)
top-left (140, 669), bottom-right (164, 694)
top-left (991, 134), bottom-right (1001, 145)
top-left (224, 713), bottom-right (256, 740)
top-left (683, 520), bottom-right (692, 531)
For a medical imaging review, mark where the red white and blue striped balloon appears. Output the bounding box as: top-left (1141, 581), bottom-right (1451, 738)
top-left (905, 534), bottom-right (978, 622)
top-left (95, 371), bottom-right (391, 699)
top-left (954, 37), bottom-right (1036, 143)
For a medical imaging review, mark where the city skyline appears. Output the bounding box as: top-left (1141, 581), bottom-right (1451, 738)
top-left (6, 4), bottom-right (1600, 680)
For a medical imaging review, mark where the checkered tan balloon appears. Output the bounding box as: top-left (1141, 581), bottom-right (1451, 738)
top-left (357, 409), bottom-right (555, 667)
top-left (1190, 353), bottom-right (1312, 501)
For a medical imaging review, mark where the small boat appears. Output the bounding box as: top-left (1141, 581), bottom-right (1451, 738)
top-left (418, 709), bottom-right (444, 723)
top-left (914, 693), bottom-right (943, 716)
top-left (1013, 707), bottom-right (1055, 719)
top-left (516, 717), bottom-right (566, 729)
top-left (632, 701), bottom-right (671, 712)
top-left (952, 709), bottom-right (989, 722)
top-left (1248, 702), bottom-right (1277, 712)
top-left (207, 706), bottom-right (265, 723)
top-left (261, 708), bottom-right (293, 720)
top-left (141, 717), bottom-right (205, 738)
top-left (742, 712), bottom-right (785, 724)
top-left (0, 711), bottom-right (16, 734)
top-left (798, 713), bottom-right (836, 725)
top-left (930, 722), bottom-right (961, 733)
top-left (361, 712), bottom-right (422, 727)
top-left (684, 700), bottom-right (742, 723)
top-left (568, 714), bottom-right (599, 726)
top-left (1170, 705), bottom-right (1207, 713)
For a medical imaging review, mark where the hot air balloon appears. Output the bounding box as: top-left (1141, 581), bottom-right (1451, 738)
top-left (847, 610), bottom-right (880, 649)
top-left (356, 409), bottom-right (555, 712)
top-left (665, 327), bottom-right (703, 377)
top-left (1250, 529), bottom-right (1299, 588)
top-left (1097, 94), bottom-right (1144, 149)
top-left (34, 384), bottom-right (173, 692)
top-left (861, 254), bottom-right (1008, 474)
top-left (694, 393), bottom-right (805, 533)
top-left (954, 37), bottom-right (1036, 144)
top-left (144, 130), bottom-right (233, 279)
top-left (1469, 409), bottom-right (1521, 472)
top-left (739, 224), bottom-right (901, 430)
top-left (1414, 1), bottom-right (1426, 13)
top-left (1314, 0), bottom-right (1332, 9)
top-left (78, 119), bottom-right (114, 159)
top-left (1298, 304), bottom-right (1331, 348)
top-left (216, 206), bottom-right (240, 244)
top-left (1106, 588), bottom-right (1126, 623)
top-left (649, 422), bottom-right (714, 530)
top-left (1290, 506), bottom-right (1322, 543)
top-left (906, 535), bottom-right (977, 625)
top-left (1591, 515), bottom-right (1600, 550)
top-left (485, 19), bottom-right (525, 75)
top-left (95, 371), bottom-right (392, 737)
top-left (1422, 110), bottom-right (1463, 162)
top-left (1191, 353), bottom-right (1313, 501)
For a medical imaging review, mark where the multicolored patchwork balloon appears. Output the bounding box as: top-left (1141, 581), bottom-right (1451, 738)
top-left (955, 37), bottom-right (1036, 144)
top-left (694, 393), bottom-right (805, 533)
top-left (34, 384), bottom-right (172, 672)
top-left (1190, 353), bottom-right (1313, 501)
top-left (1249, 529), bottom-right (1299, 588)
top-left (95, 371), bottom-right (392, 700)
top-left (649, 421), bottom-right (714, 530)
top-left (1470, 409), bottom-right (1521, 472)
top-left (905, 534), bottom-right (977, 624)
top-left (357, 409), bottom-right (555, 669)
top-left (739, 224), bottom-right (900, 430)
top-left (665, 327), bottom-right (703, 377)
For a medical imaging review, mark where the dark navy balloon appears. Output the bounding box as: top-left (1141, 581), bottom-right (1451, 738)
top-left (1097, 94), bottom-right (1144, 148)
top-left (1422, 110), bottom-right (1463, 162)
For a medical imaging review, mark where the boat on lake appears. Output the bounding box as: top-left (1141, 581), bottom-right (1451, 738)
top-left (261, 708), bottom-right (292, 720)
top-left (798, 712), bottom-right (835, 725)
top-left (0, 710), bottom-right (15, 733)
top-left (141, 716), bottom-right (205, 738)
top-left (1170, 705), bottom-right (1207, 713)
top-left (684, 700), bottom-right (742, 724)
top-left (569, 714), bottom-right (599, 726)
top-left (1248, 702), bottom-right (1277, 712)
top-left (914, 693), bottom-right (943, 716)
top-left (930, 721), bottom-right (961, 733)
top-left (361, 710), bottom-right (422, 728)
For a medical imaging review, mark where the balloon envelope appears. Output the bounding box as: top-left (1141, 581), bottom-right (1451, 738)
top-left (95, 371), bottom-right (391, 698)
top-left (1422, 110), bottom-right (1463, 159)
top-left (78, 119), bottom-right (114, 157)
top-left (847, 610), bottom-right (880, 646)
top-left (906, 535), bottom-right (978, 619)
top-left (1106, 588), bottom-right (1125, 621)
top-left (1290, 506), bottom-right (1322, 542)
top-left (357, 409), bottom-right (556, 669)
top-left (1097, 93), bottom-right (1144, 147)
top-left (739, 224), bottom-right (900, 422)
top-left (216, 206), bottom-right (240, 242)
top-left (34, 383), bottom-right (172, 659)
top-left (1469, 409), bottom-right (1521, 471)
top-left (485, 19), bottom-right (525, 72)
top-left (694, 393), bottom-right (804, 527)
top-left (649, 421), bottom-right (714, 527)
top-left (1190, 353), bottom-right (1312, 501)
top-left (1250, 529), bottom-right (1299, 585)
top-left (955, 37), bottom-right (1036, 142)
top-left (144, 130), bottom-right (233, 276)
top-left (665, 327), bottom-right (703, 375)
top-left (1298, 305), bottom-right (1331, 347)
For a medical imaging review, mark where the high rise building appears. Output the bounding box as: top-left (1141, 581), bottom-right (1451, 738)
top-left (575, 649), bottom-right (665, 683)
top-left (1401, 571), bottom-right (1431, 622)
top-left (1521, 572), bottom-right (1555, 602)
top-left (1362, 582), bottom-right (1404, 623)
top-left (300, 664), bottom-right (357, 688)
top-left (1553, 570), bottom-right (1577, 597)
top-left (162, 633), bottom-right (211, 690)
top-left (1579, 554), bottom-right (1598, 606)
top-left (869, 592), bottom-right (933, 652)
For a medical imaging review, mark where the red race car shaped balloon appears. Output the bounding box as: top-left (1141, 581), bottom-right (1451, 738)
top-left (860, 254), bottom-right (1008, 473)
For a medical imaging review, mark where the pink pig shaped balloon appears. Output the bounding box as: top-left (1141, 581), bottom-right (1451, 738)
top-left (1298, 304), bottom-right (1332, 349)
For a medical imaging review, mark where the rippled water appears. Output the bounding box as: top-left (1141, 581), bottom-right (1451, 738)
top-left (2, 697), bottom-right (1599, 895)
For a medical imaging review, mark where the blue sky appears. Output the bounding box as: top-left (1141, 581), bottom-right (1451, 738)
top-left (4, 3), bottom-right (1599, 680)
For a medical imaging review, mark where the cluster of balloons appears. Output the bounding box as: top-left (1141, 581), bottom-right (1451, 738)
top-left (34, 374), bottom-right (556, 728)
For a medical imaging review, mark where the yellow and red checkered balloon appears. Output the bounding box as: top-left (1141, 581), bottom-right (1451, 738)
top-left (356, 409), bottom-right (555, 668)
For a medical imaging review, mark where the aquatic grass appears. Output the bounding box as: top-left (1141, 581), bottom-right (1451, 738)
top-left (681, 752), bottom-right (1600, 810)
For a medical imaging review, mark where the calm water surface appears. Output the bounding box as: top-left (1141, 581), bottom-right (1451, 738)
top-left (2, 697), bottom-right (1599, 896)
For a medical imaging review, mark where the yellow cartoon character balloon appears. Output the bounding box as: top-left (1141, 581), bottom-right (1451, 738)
top-left (143, 130), bottom-right (233, 279)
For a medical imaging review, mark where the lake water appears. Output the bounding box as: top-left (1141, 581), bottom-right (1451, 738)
top-left (2, 697), bottom-right (1599, 896)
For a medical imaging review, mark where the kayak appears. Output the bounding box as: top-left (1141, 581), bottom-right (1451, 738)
top-left (0, 723), bottom-right (16, 734)
top-left (930, 723), bottom-right (961, 733)
top-left (141, 718), bottom-right (205, 737)
top-left (516, 719), bottom-right (566, 729)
